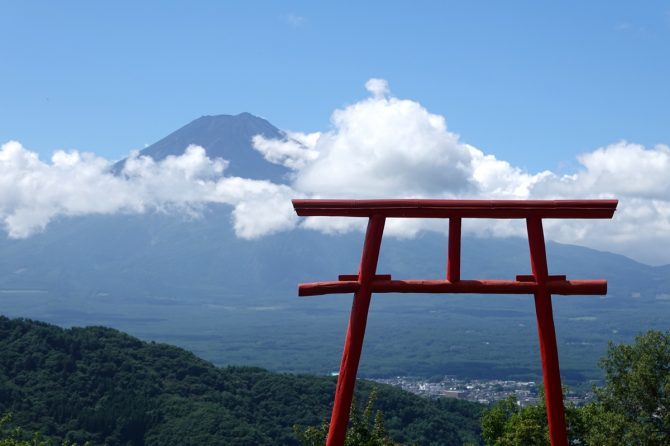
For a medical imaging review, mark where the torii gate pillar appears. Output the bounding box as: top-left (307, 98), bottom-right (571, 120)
top-left (527, 217), bottom-right (567, 442)
top-left (327, 216), bottom-right (385, 446)
top-left (292, 199), bottom-right (618, 446)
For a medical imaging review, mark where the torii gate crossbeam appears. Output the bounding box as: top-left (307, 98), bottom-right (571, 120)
top-left (292, 199), bottom-right (618, 446)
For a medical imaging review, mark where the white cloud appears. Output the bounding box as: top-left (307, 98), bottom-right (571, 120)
top-left (252, 131), bottom-right (320, 170)
top-left (365, 78), bottom-right (390, 98)
top-left (252, 80), bottom-right (670, 265)
top-left (575, 142), bottom-right (670, 198)
top-left (213, 176), bottom-right (298, 238)
top-left (0, 141), bottom-right (296, 239)
top-left (3, 79), bottom-right (670, 265)
top-left (292, 92), bottom-right (475, 198)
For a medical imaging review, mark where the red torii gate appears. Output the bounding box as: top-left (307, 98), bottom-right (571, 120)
top-left (292, 199), bottom-right (618, 446)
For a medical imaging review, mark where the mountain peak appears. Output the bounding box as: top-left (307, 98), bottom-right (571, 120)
top-left (115, 113), bottom-right (287, 182)
top-left (195, 111), bottom-right (256, 120)
top-left (235, 111), bottom-right (255, 118)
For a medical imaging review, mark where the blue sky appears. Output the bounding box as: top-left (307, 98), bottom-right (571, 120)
top-left (2, 1), bottom-right (670, 265)
top-left (2, 1), bottom-right (669, 172)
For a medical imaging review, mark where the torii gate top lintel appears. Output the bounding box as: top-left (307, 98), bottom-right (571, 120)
top-left (292, 198), bottom-right (618, 446)
top-left (292, 198), bottom-right (618, 219)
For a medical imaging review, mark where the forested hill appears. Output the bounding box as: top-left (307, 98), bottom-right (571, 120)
top-left (0, 316), bottom-right (483, 445)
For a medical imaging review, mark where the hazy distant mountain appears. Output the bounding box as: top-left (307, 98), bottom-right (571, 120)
top-left (2, 113), bottom-right (669, 382)
top-left (1, 207), bottom-right (668, 382)
top-left (2, 211), bottom-right (668, 310)
top-left (114, 112), bottom-right (288, 182)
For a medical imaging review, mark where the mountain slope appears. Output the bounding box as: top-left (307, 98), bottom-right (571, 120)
top-left (1, 113), bottom-right (669, 382)
top-left (1, 208), bottom-right (668, 382)
top-left (0, 316), bottom-right (483, 445)
top-left (114, 113), bottom-right (288, 182)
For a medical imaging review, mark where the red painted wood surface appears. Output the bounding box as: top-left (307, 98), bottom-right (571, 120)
top-left (527, 217), bottom-right (568, 446)
top-left (292, 198), bottom-right (618, 446)
top-left (447, 217), bottom-right (461, 282)
top-left (338, 274), bottom-right (392, 281)
top-left (326, 216), bottom-right (385, 446)
top-left (298, 278), bottom-right (607, 296)
top-left (293, 199), bottom-right (618, 219)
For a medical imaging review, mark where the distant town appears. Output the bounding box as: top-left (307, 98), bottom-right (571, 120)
top-left (369, 376), bottom-right (592, 407)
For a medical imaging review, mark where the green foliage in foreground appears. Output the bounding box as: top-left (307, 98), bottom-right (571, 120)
top-left (0, 413), bottom-right (85, 446)
top-left (0, 316), bottom-right (483, 445)
top-left (481, 330), bottom-right (670, 445)
top-left (294, 389), bottom-right (401, 446)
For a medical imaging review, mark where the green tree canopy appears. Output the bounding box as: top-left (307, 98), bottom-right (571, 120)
top-left (0, 413), bottom-right (84, 446)
top-left (586, 330), bottom-right (670, 444)
top-left (0, 316), bottom-right (483, 445)
top-left (481, 330), bottom-right (670, 446)
top-left (294, 389), bottom-right (401, 446)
